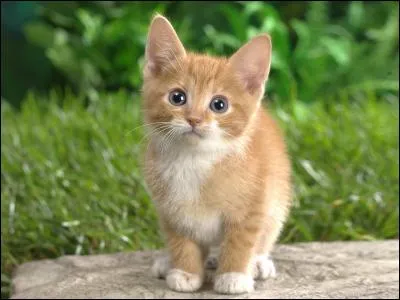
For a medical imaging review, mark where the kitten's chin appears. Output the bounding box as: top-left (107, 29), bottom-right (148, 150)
top-left (178, 127), bottom-right (207, 145)
top-left (182, 131), bottom-right (203, 144)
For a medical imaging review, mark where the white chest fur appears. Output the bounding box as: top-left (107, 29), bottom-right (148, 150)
top-left (158, 151), bottom-right (213, 202)
top-left (170, 205), bottom-right (223, 245)
top-left (150, 133), bottom-right (248, 245)
top-left (154, 148), bottom-right (223, 244)
top-left (151, 138), bottom-right (232, 245)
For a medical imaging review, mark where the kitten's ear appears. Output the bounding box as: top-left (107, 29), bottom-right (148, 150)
top-left (144, 14), bottom-right (186, 76)
top-left (229, 34), bottom-right (272, 95)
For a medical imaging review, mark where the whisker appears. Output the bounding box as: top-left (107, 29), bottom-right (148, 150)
top-left (160, 127), bottom-right (178, 155)
top-left (124, 121), bottom-right (172, 137)
top-left (138, 126), bottom-right (172, 145)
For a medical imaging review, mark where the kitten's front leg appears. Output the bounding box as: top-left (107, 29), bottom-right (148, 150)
top-left (162, 223), bottom-right (205, 292)
top-left (214, 219), bottom-right (262, 294)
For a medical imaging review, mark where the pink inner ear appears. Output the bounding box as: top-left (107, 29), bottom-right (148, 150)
top-left (144, 16), bottom-right (186, 77)
top-left (236, 64), bottom-right (268, 95)
top-left (145, 60), bottom-right (157, 76)
top-left (245, 74), bottom-right (264, 95)
top-left (229, 35), bottom-right (272, 95)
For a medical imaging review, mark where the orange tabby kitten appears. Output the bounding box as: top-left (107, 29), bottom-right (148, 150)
top-left (142, 15), bottom-right (292, 294)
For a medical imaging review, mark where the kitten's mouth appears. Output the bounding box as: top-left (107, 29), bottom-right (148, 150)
top-left (183, 128), bottom-right (204, 138)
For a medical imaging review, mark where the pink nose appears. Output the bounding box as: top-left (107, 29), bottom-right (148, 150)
top-left (186, 116), bottom-right (203, 127)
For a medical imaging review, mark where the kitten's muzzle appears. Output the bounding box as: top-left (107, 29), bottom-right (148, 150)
top-left (186, 116), bottom-right (203, 127)
top-left (181, 116), bottom-right (205, 138)
top-left (183, 126), bottom-right (204, 138)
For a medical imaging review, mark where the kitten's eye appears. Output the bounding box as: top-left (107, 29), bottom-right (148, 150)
top-left (168, 90), bottom-right (187, 106)
top-left (210, 96), bottom-right (228, 113)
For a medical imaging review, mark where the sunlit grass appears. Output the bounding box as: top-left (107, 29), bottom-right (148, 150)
top-left (1, 89), bottom-right (398, 297)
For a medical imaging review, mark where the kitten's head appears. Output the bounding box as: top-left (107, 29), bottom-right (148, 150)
top-left (142, 15), bottom-right (272, 152)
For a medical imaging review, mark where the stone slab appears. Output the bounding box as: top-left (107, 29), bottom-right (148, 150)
top-left (11, 240), bottom-right (399, 299)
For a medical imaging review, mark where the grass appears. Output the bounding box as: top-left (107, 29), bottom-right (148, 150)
top-left (1, 89), bottom-right (399, 298)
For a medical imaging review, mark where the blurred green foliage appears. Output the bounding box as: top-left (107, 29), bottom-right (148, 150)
top-left (2, 1), bottom-right (399, 105)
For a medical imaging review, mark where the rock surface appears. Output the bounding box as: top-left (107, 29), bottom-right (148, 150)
top-left (11, 240), bottom-right (399, 299)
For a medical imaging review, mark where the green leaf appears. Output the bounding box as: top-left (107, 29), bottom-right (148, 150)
top-left (320, 37), bottom-right (351, 66)
top-left (23, 22), bottom-right (55, 49)
top-left (348, 1), bottom-right (365, 29)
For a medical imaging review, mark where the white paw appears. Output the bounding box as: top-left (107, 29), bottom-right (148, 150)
top-left (252, 255), bottom-right (276, 280)
top-left (151, 254), bottom-right (170, 279)
top-left (166, 269), bottom-right (203, 292)
top-left (214, 272), bottom-right (254, 294)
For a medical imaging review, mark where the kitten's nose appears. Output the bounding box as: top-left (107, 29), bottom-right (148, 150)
top-left (186, 116), bottom-right (203, 127)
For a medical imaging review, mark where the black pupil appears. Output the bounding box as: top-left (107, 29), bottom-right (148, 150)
top-left (172, 92), bottom-right (185, 104)
top-left (213, 99), bottom-right (225, 110)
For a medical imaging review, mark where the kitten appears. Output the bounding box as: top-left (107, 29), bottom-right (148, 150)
top-left (141, 14), bottom-right (292, 294)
